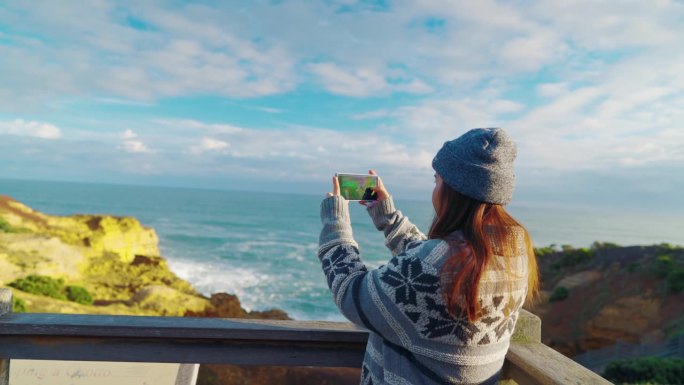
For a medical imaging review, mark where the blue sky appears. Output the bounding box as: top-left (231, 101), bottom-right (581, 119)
top-left (0, 0), bottom-right (683, 209)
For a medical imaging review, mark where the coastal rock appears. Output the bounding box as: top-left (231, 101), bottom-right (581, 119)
top-left (0, 196), bottom-right (159, 263)
top-left (583, 296), bottom-right (662, 349)
top-left (554, 270), bottom-right (601, 290)
top-left (131, 285), bottom-right (210, 316)
top-left (2, 195), bottom-right (357, 385)
top-left (0, 233), bottom-right (84, 281)
top-left (0, 195), bottom-right (206, 316)
top-left (531, 243), bottom-right (684, 357)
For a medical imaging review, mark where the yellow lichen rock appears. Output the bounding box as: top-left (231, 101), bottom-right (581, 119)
top-left (131, 285), bottom-right (210, 316)
top-left (74, 215), bottom-right (160, 263)
top-left (0, 195), bottom-right (160, 263)
top-left (0, 195), bottom-right (208, 317)
top-left (0, 233), bottom-right (85, 283)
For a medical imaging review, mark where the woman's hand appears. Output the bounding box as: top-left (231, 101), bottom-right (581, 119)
top-left (360, 169), bottom-right (389, 207)
top-left (326, 175), bottom-right (340, 197)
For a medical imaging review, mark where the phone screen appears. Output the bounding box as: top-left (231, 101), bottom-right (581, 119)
top-left (337, 174), bottom-right (378, 201)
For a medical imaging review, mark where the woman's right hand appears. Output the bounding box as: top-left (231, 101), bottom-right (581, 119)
top-left (360, 169), bottom-right (389, 207)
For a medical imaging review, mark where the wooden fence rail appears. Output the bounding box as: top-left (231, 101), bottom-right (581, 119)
top-left (0, 288), bottom-right (610, 385)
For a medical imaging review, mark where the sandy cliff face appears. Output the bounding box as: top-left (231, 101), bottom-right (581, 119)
top-left (529, 244), bottom-right (684, 357)
top-left (0, 195), bottom-right (283, 318)
top-left (0, 195), bottom-right (360, 385)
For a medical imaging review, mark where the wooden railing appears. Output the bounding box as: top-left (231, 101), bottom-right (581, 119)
top-left (0, 289), bottom-right (611, 384)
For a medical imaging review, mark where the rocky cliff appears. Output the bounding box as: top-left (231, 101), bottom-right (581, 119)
top-left (0, 195), bottom-right (359, 385)
top-left (0, 195), bottom-right (260, 317)
top-left (528, 243), bottom-right (684, 357)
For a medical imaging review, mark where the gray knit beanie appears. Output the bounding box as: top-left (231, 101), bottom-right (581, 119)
top-left (431, 128), bottom-right (517, 205)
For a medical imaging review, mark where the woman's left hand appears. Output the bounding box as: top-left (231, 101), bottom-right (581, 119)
top-left (326, 175), bottom-right (340, 197)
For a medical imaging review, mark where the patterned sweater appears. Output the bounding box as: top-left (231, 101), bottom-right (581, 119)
top-left (318, 196), bottom-right (529, 385)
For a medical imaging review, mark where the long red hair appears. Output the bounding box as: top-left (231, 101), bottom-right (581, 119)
top-left (428, 182), bottom-right (539, 322)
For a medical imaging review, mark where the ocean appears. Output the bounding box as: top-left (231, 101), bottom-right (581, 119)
top-left (2, 178), bottom-right (683, 320)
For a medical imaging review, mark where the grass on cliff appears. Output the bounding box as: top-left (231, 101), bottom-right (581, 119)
top-left (0, 216), bottom-right (29, 233)
top-left (12, 297), bottom-right (27, 312)
top-left (9, 275), bottom-right (93, 305)
top-left (603, 357), bottom-right (684, 385)
top-left (655, 254), bottom-right (684, 294)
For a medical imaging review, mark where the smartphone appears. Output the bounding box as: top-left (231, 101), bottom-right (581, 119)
top-left (336, 173), bottom-right (378, 201)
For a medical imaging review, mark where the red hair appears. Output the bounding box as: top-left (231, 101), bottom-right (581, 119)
top-left (428, 182), bottom-right (539, 322)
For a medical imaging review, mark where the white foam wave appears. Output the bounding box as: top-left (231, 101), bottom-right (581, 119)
top-left (166, 258), bottom-right (271, 311)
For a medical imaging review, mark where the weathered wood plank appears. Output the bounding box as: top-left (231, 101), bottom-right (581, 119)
top-left (511, 309), bottom-right (541, 343)
top-left (0, 313), bottom-right (369, 343)
top-left (505, 342), bottom-right (612, 385)
top-left (0, 336), bottom-right (366, 367)
top-left (176, 364), bottom-right (199, 385)
top-left (0, 293), bottom-right (608, 383)
top-left (0, 288), bottom-right (12, 385)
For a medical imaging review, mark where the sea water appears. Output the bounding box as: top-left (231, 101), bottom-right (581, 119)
top-left (2, 178), bottom-right (683, 320)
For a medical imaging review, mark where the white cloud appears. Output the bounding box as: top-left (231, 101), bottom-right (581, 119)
top-left (1, 1), bottom-right (683, 206)
top-left (308, 63), bottom-right (389, 97)
top-left (117, 129), bottom-right (155, 154)
top-left (308, 62), bottom-right (433, 97)
top-left (2, 0), bottom-right (683, 106)
top-left (0, 119), bottom-right (62, 139)
top-left (258, 107), bottom-right (283, 114)
top-left (190, 137), bottom-right (230, 154)
top-left (155, 119), bottom-right (242, 134)
top-left (537, 83), bottom-right (569, 97)
top-left (122, 129), bottom-right (137, 139)
top-left (120, 140), bottom-right (155, 154)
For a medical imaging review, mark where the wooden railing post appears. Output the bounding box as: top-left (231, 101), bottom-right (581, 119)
top-left (0, 288), bottom-right (12, 385)
top-left (511, 309), bottom-right (542, 343)
top-left (502, 309), bottom-right (612, 385)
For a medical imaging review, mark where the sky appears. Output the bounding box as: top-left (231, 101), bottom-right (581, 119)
top-left (0, 0), bottom-right (683, 210)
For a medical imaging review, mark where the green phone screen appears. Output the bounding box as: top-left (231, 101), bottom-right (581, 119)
top-left (337, 174), bottom-right (378, 201)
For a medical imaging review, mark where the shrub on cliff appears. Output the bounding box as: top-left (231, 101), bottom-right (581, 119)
top-left (549, 286), bottom-right (569, 302)
top-left (656, 255), bottom-right (674, 278)
top-left (9, 275), bottom-right (94, 305)
top-left (551, 247), bottom-right (594, 270)
top-left (591, 241), bottom-right (621, 250)
top-left (12, 297), bottom-right (27, 312)
top-left (0, 217), bottom-right (28, 233)
top-left (603, 356), bottom-right (684, 384)
top-left (9, 275), bottom-right (67, 300)
top-left (533, 246), bottom-right (556, 258)
top-left (667, 269), bottom-right (684, 293)
top-left (66, 285), bottom-right (94, 305)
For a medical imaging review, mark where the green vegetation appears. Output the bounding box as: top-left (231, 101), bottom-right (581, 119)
top-left (0, 217), bottom-right (12, 232)
top-left (654, 254), bottom-right (684, 294)
top-left (9, 275), bottom-right (67, 300)
top-left (12, 297), bottom-right (27, 312)
top-left (551, 247), bottom-right (594, 270)
top-left (8, 275), bottom-right (94, 305)
top-left (628, 261), bottom-right (639, 273)
top-left (0, 217), bottom-right (28, 233)
top-left (549, 286), bottom-right (569, 302)
top-left (667, 269), bottom-right (684, 293)
top-left (657, 242), bottom-right (683, 253)
top-left (65, 285), bottom-right (94, 305)
top-left (656, 255), bottom-right (674, 278)
top-left (603, 357), bottom-right (684, 384)
top-left (591, 241), bottom-right (621, 249)
top-left (534, 245), bottom-right (556, 258)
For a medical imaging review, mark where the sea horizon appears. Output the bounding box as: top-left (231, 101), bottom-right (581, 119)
top-left (2, 176), bottom-right (683, 320)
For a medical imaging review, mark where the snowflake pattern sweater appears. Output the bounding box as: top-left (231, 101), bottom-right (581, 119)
top-left (318, 196), bottom-right (529, 385)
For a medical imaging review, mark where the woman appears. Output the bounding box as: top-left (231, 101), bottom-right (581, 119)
top-left (318, 128), bottom-right (539, 385)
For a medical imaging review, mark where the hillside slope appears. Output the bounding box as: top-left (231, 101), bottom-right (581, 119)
top-left (529, 243), bottom-right (684, 357)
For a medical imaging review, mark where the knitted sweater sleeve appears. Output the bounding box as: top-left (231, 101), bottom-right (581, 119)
top-left (366, 197), bottom-right (427, 256)
top-left (318, 196), bottom-right (416, 342)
